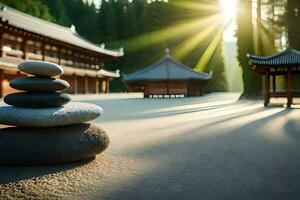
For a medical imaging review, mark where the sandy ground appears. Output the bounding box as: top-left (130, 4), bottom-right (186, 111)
top-left (1, 93), bottom-right (300, 200)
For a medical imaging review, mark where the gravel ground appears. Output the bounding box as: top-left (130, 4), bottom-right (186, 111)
top-left (1, 93), bottom-right (300, 200)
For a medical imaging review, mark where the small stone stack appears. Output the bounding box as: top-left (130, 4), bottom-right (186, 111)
top-left (0, 61), bottom-right (109, 165)
top-left (5, 61), bottom-right (71, 108)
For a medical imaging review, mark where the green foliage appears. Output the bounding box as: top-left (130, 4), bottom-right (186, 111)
top-left (205, 43), bottom-right (228, 92)
top-left (0, 0), bottom-right (54, 21)
top-left (287, 0), bottom-right (300, 49)
top-left (41, 0), bottom-right (100, 42)
top-left (41, 0), bottom-right (71, 25)
top-left (1, 0), bottom-right (228, 92)
top-left (103, 0), bottom-right (227, 92)
top-left (286, 0), bottom-right (300, 89)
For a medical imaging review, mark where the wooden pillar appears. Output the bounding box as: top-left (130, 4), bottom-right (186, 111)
top-left (272, 75), bottom-right (276, 93)
top-left (144, 81), bottom-right (149, 97)
top-left (101, 79), bottom-right (105, 93)
top-left (106, 79), bottom-right (110, 93)
top-left (0, 31), bottom-right (4, 57)
top-left (0, 69), bottom-right (3, 98)
top-left (287, 68), bottom-right (292, 108)
top-left (166, 80), bottom-right (169, 95)
top-left (84, 75), bottom-right (88, 94)
top-left (72, 73), bottom-right (78, 94)
top-left (264, 69), bottom-right (270, 107)
top-left (21, 39), bottom-right (28, 60)
top-left (95, 77), bottom-right (99, 94)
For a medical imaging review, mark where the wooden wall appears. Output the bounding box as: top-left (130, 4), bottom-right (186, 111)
top-left (127, 80), bottom-right (208, 97)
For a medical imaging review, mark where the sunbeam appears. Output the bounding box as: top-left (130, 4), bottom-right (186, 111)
top-left (119, 14), bottom-right (222, 53)
top-left (173, 20), bottom-right (223, 60)
top-left (194, 26), bottom-right (224, 71)
top-left (115, 0), bottom-right (241, 88)
top-left (171, 0), bottom-right (218, 12)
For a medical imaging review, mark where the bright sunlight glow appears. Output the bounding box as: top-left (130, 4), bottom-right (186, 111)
top-left (219, 0), bottom-right (238, 42)
top-left (219, 0), bottom-right (237, 22)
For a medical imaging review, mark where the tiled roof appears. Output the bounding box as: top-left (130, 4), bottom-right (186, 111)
top-left (248, 47), bottom-right (300, 66)
top-left (123, 50), bottom-right (213, 81)
top-left (0, 4), bottom-right (123, 57)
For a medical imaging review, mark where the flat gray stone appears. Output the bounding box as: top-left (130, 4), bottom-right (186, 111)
top-left (18, 61), bottom-right (63, 76)
top-left (0, 102), bottom-right (103, 127)
top-left (4, 92), bottom-right (71, 108)
top-left (0, 123), bottom-right (109, 165)
top-left (10, 76), bottom-right (70, 92)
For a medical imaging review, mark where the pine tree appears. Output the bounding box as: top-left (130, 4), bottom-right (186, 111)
top-left (0, 0), bottom-right (54, 22)
top-left (237, 0), bottom-right (262, 98)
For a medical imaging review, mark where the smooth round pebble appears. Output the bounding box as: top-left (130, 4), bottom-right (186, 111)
top-left (0, 123), bottom-right (109, 165)
top-left (10, 76), bottom-right (70, 92)
top-left (18, 61), bottom-right (63, 76)
top-left (4, 92), bottom-right (71, 108)
top-left (0, 102), bottom-right (103, 127)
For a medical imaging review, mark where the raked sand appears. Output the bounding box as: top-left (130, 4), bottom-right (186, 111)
top-left (1, 93), bottom-right (300, 200)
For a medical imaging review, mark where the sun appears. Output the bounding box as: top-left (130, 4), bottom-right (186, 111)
top-left (219, 0), bottom-right (237, 22)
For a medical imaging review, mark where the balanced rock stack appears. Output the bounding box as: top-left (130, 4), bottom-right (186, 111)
top-left (0, 61), bottom-right (109, 165)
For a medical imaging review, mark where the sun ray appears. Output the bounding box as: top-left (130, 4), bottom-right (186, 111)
top-left (260, 23), bottom-right (277, 54)
top-left (117, 14), bottom-right (222, 53)
top-left (194, 25), bottom-right (225, 71)
top-left (173, 20), bottom-right (222, 60)
top-left (171, 1), bottom-right (218, 12)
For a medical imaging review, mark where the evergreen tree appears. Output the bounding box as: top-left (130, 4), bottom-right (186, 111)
top-left (287, 0), bottom-right (300, 49)
top-left (237, 0), bottom-right (262, 98)
top-left (0, 0), bottom-right (54, 22)
top-left (99, 0), bottom-right (119, 41)
top-left (205, 43), bottom-right (228, 92)
top-left (41, 0), bottom-right (70, 25)
top-left (0, 0), bottom-right (230, 92)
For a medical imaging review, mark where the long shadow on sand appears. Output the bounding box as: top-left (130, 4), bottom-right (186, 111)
top-left (96, 101), bottom-right (253, 122)
top-left (85, 94), bottom-right (241, 122)
top-left (153, 103), bottom-right (265, 132)
top-left (98, 108), bottom-right (300, 200)
top-left (284, 119), bottom-right (300, 141)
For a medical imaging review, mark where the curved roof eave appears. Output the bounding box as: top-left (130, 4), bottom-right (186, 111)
top-left (248, 47), bottom-right (300, 65)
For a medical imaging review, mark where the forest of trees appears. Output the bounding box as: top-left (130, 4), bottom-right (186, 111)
top-left (236, 0), bottom-right (299, 98)
top-left (0, 0), bottom-right (298, 95)
top-left (0, 0), bottom-right (228, 92)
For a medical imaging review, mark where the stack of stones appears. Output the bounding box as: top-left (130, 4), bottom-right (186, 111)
top-left (0, 61), bottom-right (109, 165)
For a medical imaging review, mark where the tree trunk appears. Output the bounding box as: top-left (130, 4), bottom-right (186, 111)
top-left (237, 0), bottom-right (263, 99)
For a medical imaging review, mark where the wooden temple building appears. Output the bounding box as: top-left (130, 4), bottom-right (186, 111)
top-left (248, 47), bottom-right (300, 107)
top-left (0, 4), bottom-right (124, 97)
top-left (123, 49), bottom-right (213, 97)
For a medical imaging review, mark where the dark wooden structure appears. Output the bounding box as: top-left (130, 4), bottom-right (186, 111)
top-left (0, 4), bottom-right (123, 97)
top-left (248, 47), bottom-right (300, 107)
top-left (123, 49), bottom-right (213, 97)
